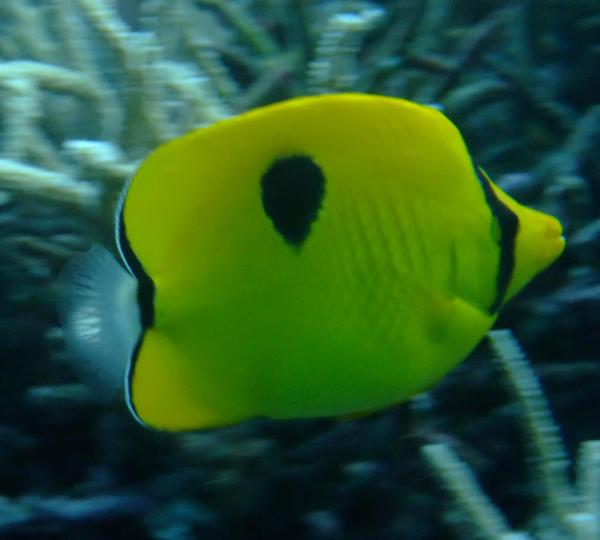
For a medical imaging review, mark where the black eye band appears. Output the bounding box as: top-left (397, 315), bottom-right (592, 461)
top-left (475, 166), bottom-right (519, 313)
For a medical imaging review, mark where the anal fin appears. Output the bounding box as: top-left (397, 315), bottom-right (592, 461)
top-left (127, 329), bottom-right (244, 431)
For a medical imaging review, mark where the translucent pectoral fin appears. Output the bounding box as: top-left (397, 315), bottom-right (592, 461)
top-left (57, 244), bottom-right (140, 400)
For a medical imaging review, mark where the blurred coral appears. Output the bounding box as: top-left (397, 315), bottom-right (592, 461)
top-left (0, 1), bottom-right (598, 539)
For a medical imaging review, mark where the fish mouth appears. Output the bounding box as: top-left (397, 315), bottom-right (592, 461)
top-left (555, 234), bottom-right (566, 257)
top-left (544, 217), bottom-right (565, 263)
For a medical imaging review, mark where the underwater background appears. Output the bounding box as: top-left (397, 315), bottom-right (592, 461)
top-left (0, 0), bottom-right (599, 538)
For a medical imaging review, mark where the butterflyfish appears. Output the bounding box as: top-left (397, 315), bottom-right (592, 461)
top-left (58, 93), bottom-right (565, 431)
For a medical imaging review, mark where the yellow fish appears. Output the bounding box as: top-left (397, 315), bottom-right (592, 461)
top-left (58, 94), bottom-right (565, 431)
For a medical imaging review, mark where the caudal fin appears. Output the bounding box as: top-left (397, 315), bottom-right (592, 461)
top-left (57, 244), bottom-right (141, 400)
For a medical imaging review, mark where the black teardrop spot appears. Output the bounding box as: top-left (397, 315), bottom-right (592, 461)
top-left (260, 155), bottom-right (325, 248)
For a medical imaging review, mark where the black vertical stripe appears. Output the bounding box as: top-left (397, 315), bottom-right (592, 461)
top-left (475, 166), bottom-right (519, 313)
top-left (118, 209), bottom-right (155, 427)
top-left (125, 334), bottom-right (146, 426)
top-left (117, 211), bottom-right (156, 329)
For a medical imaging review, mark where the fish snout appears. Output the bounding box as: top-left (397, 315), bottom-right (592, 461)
top-left (542, 214), bottom-right (565, 265)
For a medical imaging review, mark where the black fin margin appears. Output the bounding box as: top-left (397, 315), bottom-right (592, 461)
top-left (124, 333), bottom-right (149, 428)
top-left (117, 213), bottom-right (156, 329)
top-left (475, 166), bottom-right (519, 313)
top-left (116, 191), bottom-right (157, 428)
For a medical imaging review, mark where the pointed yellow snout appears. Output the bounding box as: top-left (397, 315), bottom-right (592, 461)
top-left (507, 204), bottom-right (565, 301)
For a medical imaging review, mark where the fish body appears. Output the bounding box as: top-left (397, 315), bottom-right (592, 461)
top-left (59, 94), bottom-right (564, 431)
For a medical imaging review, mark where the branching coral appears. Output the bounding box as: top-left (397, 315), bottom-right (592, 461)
top-left (0, 1), bottom-right (598, 537)
top-left (4, 0), bottom-right (596, 209)
top-left (422, 330), bottom-right (600, 540)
